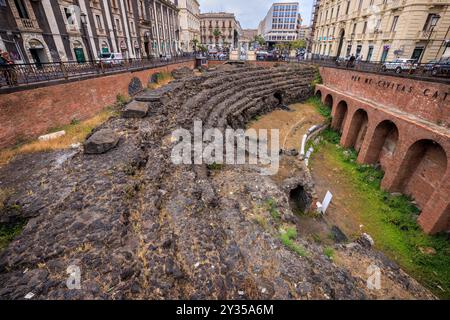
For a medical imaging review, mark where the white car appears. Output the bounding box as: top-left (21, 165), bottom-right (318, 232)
top-left (98, 52), bottom-right (124, 65)
top-left (381, 59), bottom-right (418, 73)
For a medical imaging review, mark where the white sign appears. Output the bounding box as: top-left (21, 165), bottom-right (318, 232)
top-left (320, 191), bottom-right (333, 214)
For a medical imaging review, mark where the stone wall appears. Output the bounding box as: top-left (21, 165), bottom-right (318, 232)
top-left (0, 61), bottom-right (195, 148)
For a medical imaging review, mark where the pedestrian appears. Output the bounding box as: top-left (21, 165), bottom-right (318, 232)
top-left (348, 54), bottom-right (356, 68)
top-left (0, 50), bottom-right (17, 86)
top-left (355, 54), bottom-right (362, 69)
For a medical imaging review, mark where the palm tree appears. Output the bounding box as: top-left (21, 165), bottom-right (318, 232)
top-left (192, 38), bottom-right (199, 52)
top-left (213, 29), bottom-right (222, 48)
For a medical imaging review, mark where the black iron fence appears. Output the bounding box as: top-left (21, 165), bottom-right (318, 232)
top-left (291, 55), bottom-right (450, 82)
top-left (0, 55), bottom-right (195, 89)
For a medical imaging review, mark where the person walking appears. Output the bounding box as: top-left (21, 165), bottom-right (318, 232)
top-left (348, 54), bottom-right (356, 68)
top-left (1, 51), bottom-right (18, 85)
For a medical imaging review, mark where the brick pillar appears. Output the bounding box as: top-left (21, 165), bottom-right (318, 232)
top-left (357, 122), bottom-right (376, 164)
top-left (418, 170), bottom-right (450, 234)
top-left (340, 108), bottom-right (357, 148)
top-left (380, 143), bottom-right (408, 192)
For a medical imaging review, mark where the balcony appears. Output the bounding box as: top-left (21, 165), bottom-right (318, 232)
top-left (19, 18), bottom-right (40, 31)
top-left (139, 18), bottom-right (152, 27)
top-left (417, 30), bottom-right (433, 40)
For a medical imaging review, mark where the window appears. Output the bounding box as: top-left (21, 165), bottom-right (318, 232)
top-left (346, 1), bottom-right (351, 14)
top-left (14, 0), bottom-right (30, 19)
top-left (391, 16), bottom-right (398, 32)
top-left (116, 18), bottom-right (121, 31)
top-left (375, 18), bottom-right (381, 31)
top-left (64, 7), bottom-right (75, 25)
top-left (362, 21), bottom-right (367, 33)
top-left (358, 0), bottom-right (363, 11)
top-left (95, 15), bottom-right (102, 30)
top-left (411, 47), bottom-right (424, 61)
top-left (423, 14), bottom-right (440, 32)
top-left (352, 23), bottom-right (357, 35)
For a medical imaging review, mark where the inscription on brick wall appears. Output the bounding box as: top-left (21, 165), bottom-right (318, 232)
top-left (351, 75), bottom-right (449, 102)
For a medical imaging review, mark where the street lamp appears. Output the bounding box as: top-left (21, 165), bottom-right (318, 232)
top-left (80, 13), bottom-right (94, 62)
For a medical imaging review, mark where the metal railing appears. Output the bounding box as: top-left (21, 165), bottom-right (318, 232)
top-left (0, 55), bottom-right (195, 89)
top-left (294, 55), bottom-right (450, 82)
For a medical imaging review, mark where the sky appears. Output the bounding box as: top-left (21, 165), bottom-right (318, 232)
top-left (198, 0), bottom-right (314, 29)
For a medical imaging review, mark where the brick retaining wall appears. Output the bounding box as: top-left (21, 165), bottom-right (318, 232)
top-left (0, 60), bottom-right (194, 148)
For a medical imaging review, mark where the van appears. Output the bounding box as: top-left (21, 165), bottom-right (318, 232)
top-left (99, 52), bottom-right (124, 65)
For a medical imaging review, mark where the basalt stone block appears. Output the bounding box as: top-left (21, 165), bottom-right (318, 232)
top-left (84, 129), bottom-right (119, 154)
top-left (123, 101), bottom-right (149, 118)
top-left (128, 77), bottom-right (143, 96)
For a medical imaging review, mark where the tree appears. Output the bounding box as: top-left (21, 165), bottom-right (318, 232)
top-left (197, 44), bottom-right (208, 53)
top-left (192, 38), bottom-right (199, 52)
top-left (253, 35), bottom-right (266, 47)
top-left (290, 39), bottom-right (307, 50)
top-left (213, 29), bottom-right (222, 47)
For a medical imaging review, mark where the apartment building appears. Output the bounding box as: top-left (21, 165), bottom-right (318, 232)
top-left (199, 12), bottom-right (242, 49)
top-left (310, 0), bottom-right (450, 62)
top-left (0, 0), bottom-right (180, 64)
top-left (298, 25), bottom-right (312, 41)
top-left (177, 0), bottom-right (200, 52)
top-left (258, 2), bottom-right (301, 44)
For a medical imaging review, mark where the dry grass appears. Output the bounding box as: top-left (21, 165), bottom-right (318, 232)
top-left (0, 188), bottom-right (13, 211)
top-left (147, 71), bottom-right (173, 90)
top-left (0, 107), bottom-right (119, 166)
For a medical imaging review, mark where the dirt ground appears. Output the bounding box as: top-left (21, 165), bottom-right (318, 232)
top-left (248, 102), bottom-right (436, 300)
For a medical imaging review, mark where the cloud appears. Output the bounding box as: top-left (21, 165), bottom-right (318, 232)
top-left (198, 0), bottom-right (313, 29)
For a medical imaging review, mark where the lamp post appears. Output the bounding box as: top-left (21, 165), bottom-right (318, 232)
top-left (80, 13), bottom-right (94, 62)
top-left (420, 14), bottom-right (440, 64)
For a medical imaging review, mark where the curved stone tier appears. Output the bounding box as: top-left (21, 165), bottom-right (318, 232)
top-left (0, 64), bottom-right (434, 300)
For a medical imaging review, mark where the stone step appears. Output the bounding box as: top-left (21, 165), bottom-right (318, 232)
top-left (123, 101), bottom-right (149, 118)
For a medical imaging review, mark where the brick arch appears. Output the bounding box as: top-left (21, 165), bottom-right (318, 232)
top-left (324, 94), bottom-right (333, 108)
top-left (343, 108), bottom-right (369, 151)
top-left (332, 100), bottom-right (348, 132)
top-left (315, 89), bottom-right (322, 99)
top-left (390, 139), bottom-right (447, 209)
top-left (363, 120), bottom-right (399, 169)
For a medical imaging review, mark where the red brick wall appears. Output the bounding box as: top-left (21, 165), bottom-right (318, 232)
top-left (0, 61), bottom-right (194, 148)
top-left (317, 84), bottom-right (450, 234)
top-left (320, 67), bottom-right (450, 125)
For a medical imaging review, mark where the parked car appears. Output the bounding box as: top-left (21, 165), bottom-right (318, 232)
top-left (99, 52), bottom-right (124, 66)
top-left (430, 58), bottom-right (450, 77)
top-left (256, 51), bottom-right (269, 61)
top-left (218, 52), bottom-right (228, 60)
top-left (422, 60), bottom-right (438, 74)
top-left (381, 58), bottom-right (418, 73)
top-left (160, 54), bottom-right (172, 61)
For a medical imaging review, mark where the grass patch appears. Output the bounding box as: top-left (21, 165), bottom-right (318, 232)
top-left (311, 128), bottom-right (450, 299)
top-left (253, 214), bottom-right (268, 230)
top-left (305, 95), bottom-right (331, 121)
top-left (265, 198), bottom-right (281, 222)
top-left (279, 226), bottom-right (308, 257)
top-left (207, 162), bottom-right (224, 171)
top-left (311, 68), bottom-right (323, 90)
top-left (0, 103), bottom-right (121, 166)
top-left (323, 246), bottom-right (335, 259)
top-left (0, 219), bottom-right (26, 251)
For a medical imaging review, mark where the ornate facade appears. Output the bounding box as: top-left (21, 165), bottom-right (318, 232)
top-left (199, 12), bottom-right (242, 50)
top-left (177, 0), bottom-right (200, 52)
top-left (0, 0), bottom-right (180, 63)
top-left (310, 0), bottom-right (450, 62)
